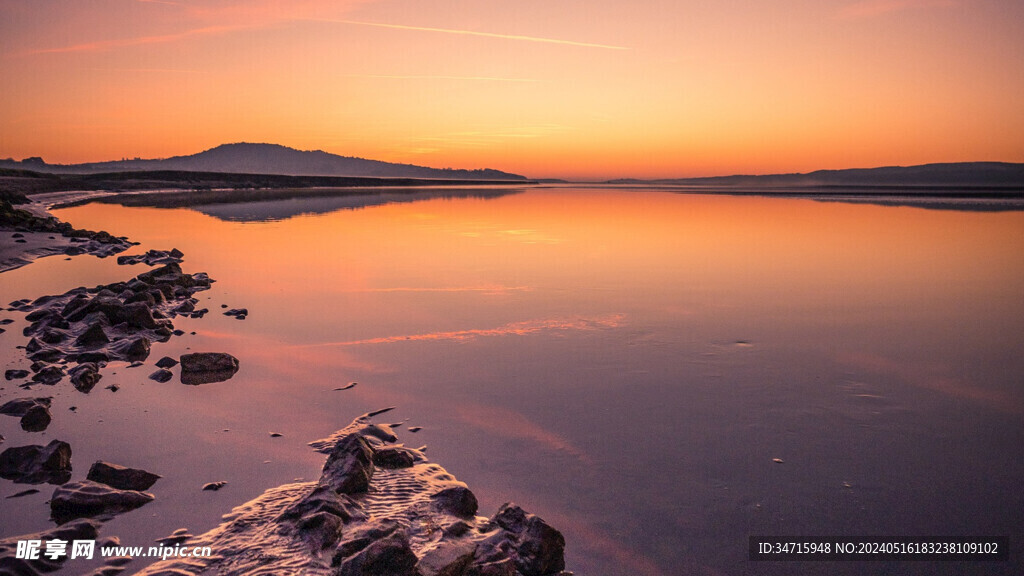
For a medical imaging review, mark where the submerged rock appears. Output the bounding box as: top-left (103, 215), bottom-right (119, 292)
top-left (87, 461), bottom-right (161, 491)
top-left (4, 369), bottom-right (29, 380)
top-left (0, 439), bottom-right (72, 484)
top-left (50, 479), bottom-right (154, 523)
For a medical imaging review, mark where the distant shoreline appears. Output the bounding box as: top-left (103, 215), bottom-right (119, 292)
top-left (0, 168), bottom-right (534, 202)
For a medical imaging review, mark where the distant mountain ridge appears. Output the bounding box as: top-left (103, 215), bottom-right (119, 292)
top-left (607, 162), bottom-right (1024, 188)
top-left (0, 143), bottom-right (527, 181)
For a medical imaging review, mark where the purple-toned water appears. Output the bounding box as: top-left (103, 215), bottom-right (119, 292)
top-left (1, 187), bottom-right (1021, 575)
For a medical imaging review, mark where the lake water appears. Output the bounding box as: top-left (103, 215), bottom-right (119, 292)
top-left (1, 186), bottom-right (1022, 575)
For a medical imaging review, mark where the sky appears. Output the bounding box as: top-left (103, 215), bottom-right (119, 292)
top-left (1, 0), bottom-right (1022, 179)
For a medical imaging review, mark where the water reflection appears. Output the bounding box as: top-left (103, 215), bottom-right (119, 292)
top-left (1, 188), bottom-right (1020, 576)
top-left (92, 187), bottom-right (524, 222)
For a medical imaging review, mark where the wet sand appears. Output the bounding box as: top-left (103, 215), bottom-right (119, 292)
top-left (0, 229), bottom-right (76, 273)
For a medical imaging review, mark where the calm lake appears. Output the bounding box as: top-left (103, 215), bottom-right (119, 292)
top-left (1, 186), bottom-right (1022, 575)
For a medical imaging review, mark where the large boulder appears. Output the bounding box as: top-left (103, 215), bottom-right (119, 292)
top-left (87, 461), bottom-right (161, 491)
top-left (0, 439), bottom-right (72, 484)
top-left (50, 479), bottom-right (154, 523)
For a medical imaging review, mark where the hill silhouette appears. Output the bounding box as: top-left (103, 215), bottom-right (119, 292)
top-left (607, 162), bottom-right (1024, 188)
top-left (0, 143), bottom-right (527, 181)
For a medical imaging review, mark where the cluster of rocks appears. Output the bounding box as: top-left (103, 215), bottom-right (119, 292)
top-left (7, 261), bottom-right (213, 389)
top-left (136, 411), bottom-right (570, 576)
top-left (0, 451), bottom-right (161, 574)
top-left (116, 248), bottom-right (184, 266)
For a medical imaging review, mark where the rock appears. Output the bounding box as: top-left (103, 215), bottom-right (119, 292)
top-left (0, 397), bottom-right (52, 416)
top-left (5, 369), bottom-right (29, 380)
top-left (149, 369), bottom-right (173, 383)
top-left (431, 486), bottom-right (479, 518)
top-left (418, 541), bottom-right (478, 576)
top-left (155, 356), bottom-right (178, 368)
top-left (87, 461), bottom-right (161, 491)
top-left (41, 329), bottom-right (67, 344)
top-left (320, 434), bottom-right (374, 495)
top-left (50, 479), bottom-right (154, 523)
top-left (76, 322), bottom-right (111, 347)
top-left (179, 352), bottom-right (239, 385)
top-left (335, 531), bottom-right (419, 576)
top-left (488, 504), bottom-right (566, 576)
top-left (278, 484), bottom-right (367, 526)
top-left (116, 336), bottom-right (151, 361)
top-left (372, 446), bottom-right (420, 469)
top-left (180, 352), bottom-right (238, 372)
top-left (124, 302), bottom-right (159, 329)
top-left (202, 481), bottom-right (228, 491)
top-left (0, 439), bottom-right (72, 484)
top-left (20, 404), bottom-right (52, 432)
top-left (32, 365), bottom-right (65, 384)
top-left (223, 308), bottom-right (248, 317)
top-left (70, 362), bottom-right (102, 393)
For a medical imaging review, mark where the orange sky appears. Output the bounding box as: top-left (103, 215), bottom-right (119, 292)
top-left (1, 0), bottom-right (1022, 179)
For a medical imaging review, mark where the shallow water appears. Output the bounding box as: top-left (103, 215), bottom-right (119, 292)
top-left (1, 186), bottom-right (1022, 575)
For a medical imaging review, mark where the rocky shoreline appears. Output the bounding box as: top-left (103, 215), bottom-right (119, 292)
top-left (136, 411), bottom-right (568, 576)
top-left (0, 204), bottom-right (570, 576)
top-left (1, 199), bottom-right (132, 272)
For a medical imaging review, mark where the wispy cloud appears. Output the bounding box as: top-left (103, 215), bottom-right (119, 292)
top-left (306, 18), bottom-right (630, 50)
top-left (135, 0), bottom-right (183, 6)
top-left (345, 74), bottom-right (540, 83)
top-left (838, 0), bottom-right (955, 19)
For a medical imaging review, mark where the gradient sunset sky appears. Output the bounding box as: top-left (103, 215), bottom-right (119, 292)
top-left (2, 0), bottom-right (1022, 179)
